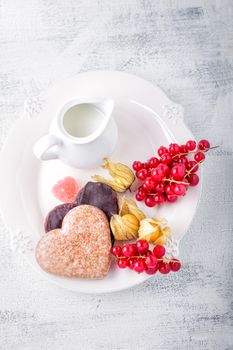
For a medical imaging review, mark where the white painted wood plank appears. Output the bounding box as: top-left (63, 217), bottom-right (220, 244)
top-left (0, 0), bottom-right (232, 349)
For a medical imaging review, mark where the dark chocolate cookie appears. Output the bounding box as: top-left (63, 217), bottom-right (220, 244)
top-left (44, 203), bottom-right (77, 233)
top-left (75, 182), bottom-right (118, 221)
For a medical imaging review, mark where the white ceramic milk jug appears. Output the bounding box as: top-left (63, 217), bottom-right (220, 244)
top-left (33, 97), bottom-right (118, 168)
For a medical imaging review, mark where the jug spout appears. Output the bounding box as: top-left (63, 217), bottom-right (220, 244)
top-left (96, 98), bottom-right (114, 122)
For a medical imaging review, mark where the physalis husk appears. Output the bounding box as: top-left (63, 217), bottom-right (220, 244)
top-left (92, 158), bottom-right (135, 193)
top-left (110, 196), bottom-right (145, 240)
top-left (138, 217), bottom-right (171, 244)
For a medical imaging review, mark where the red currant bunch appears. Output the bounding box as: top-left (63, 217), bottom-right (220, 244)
top-left (111, 240), bottom-right (181, 275)
top-left (132, 139), bottom-right (212, 207)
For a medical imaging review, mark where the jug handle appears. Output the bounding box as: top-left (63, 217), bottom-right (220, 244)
top-left (33, 135), bottom-right (62, 160)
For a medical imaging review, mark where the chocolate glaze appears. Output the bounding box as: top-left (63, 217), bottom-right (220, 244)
top-left (75, 182), bottom-right (118, 220)
top-left (44, 203), bottom-right (77, 232)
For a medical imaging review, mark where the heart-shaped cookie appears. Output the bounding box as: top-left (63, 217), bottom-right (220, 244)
top-left (75, 182), bottom-right (118, 221)
top-left (36, 205), bottom-right (111, 279)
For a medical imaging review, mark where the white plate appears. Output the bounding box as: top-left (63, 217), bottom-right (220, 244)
top-left (0, 71), bottom-right (201, 293)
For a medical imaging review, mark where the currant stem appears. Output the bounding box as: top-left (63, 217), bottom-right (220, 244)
top-left (209, 145), bottom-right (219, 150)
top-left (172, 145), bottom-right (219, 159)
top-left (184, 161), bottom-right (201, 177)
top-left (172, 152), bottom-right (188, 159)
top-left (163, 178), bottom-right (189, 185)
top-left (116, 256), bottom-right (180, 263)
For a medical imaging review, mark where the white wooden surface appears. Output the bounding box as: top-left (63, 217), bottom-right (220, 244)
top-left (0, 1), bottom-right (232, 349)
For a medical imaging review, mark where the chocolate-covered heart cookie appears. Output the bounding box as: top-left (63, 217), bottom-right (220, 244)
top-left (75, 182), bottom-right (118, 220)
top-left (36, 205), bottom-right (111, 279)
top-left (44, 203), bottom-right (77, 233)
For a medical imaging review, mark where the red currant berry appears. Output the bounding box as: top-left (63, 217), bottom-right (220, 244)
top-left (170, 165), bottom-right (185, 181)
top-left (160, 153), bottom-right (172, 165)
top-left (117, 258), bottom-right (129, 268)
top-left (153, 245), bottom-right (166, 258)
top-left (144, 177), bottom-right (156, 191)
top-left (122, 244), bottom-right (136, 258)
top-left (159, 261), bottom-right (171, 274)
top-left (169, 143), bottom-right (180, 155)
top-left (175, 156), bottom-right (188, 167)
top-left (134, 259), bottom-right (147, 273)
top-left (173, 184), bottom-right (186, 196)
top-left (145, 196), bottom-right (156, 207)
top-left (136, 168), bottom-right (148, 180)
top-left (170, 259), bottom-right (181, 272)
top-left (182, 156), bottom-right (189, 165)
top-left (186, 161), bottom-right (199, 173)
top-left (198, 139), bottom-right (210, 152)
top-left (186, 140), bottom-right (196, 151)
top-left (140, 188), bottom-right (147, 196)
top-left (143, 162), bottom-right (150, 169)
top-left (148, 157), bottom-right (159, 168)
top-left (131, 243), bottom-right (138, 252)
top-left (128, 257), bottom-right (136, 269)
top-left (155, 182), bottom-right (165, 193)
top-left (158, 163), bottom-right (170, 177)
top-left (146, 266), bottom-right (158, 275)
top-left (111, 245), bottom-right (122, 257)
top-left (136, 193), bottom-right (143, 201)
top-left (146, 250), bottom-right (153, 256)
top-left (165, 184), bottom-right (175, 195)
top-left (158, 146), bottom-right (168, 157)
top-left (136, 240), bottom-right (149, 254)
top-left (194, 151), bottom-right (205, 163)
top-left (154, 193), bottom-right (165, 204)
top-left (136, 193), bottom-right (144, 201)
top-left (139, 188), bottom-right (147, 197)
top-left (187, 173), bottom-right (199, 186)
top-left (145, 254), bottom-right (158, 268)
top-left (151, 167), bottom-right (165, 182)
top-left (132, 161), bottom-right (143, 171)
top-left (166, 194), bottom-right (178, 202)
top-left (179, 144), bottom-right (188, 153)
top-left (142, 183), bottom-right (148, 191)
